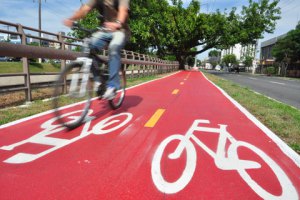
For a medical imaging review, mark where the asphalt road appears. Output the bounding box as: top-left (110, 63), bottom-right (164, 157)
top-left (207, 71), bottom-right (300, 109)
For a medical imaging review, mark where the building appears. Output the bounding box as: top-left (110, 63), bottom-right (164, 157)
top-left (0, 33), bottom-right (21, 44)
top-left (221, 43), bottom-right (257, 63)
top-left (260, 33), bottom-right (287, 66)
top-left (260, 33), bottom-right (300, 77)
top-left (221, 43), bottom-right (258, 72)
top-left (0, 35), bottom-right (5, 41)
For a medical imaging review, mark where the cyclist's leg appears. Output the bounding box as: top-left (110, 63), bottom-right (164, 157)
top-left (89, 31), bottom-right (112, 51)
top-left (106, 31), bottom-right (126, 90)
top-left (88, 31), bottom-right (113, 94)
top-left (89, 31), bottom-right (112, 80)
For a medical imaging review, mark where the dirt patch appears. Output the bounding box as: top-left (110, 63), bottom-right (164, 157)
top-left (0, 88), bottom-right (54, 109)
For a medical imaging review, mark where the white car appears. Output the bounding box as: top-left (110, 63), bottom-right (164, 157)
top-left (215, 65), bottom-right (221, 71)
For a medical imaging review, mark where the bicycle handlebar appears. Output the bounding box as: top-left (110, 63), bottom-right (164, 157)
top-left (71, 22), bottom-right (111, 35)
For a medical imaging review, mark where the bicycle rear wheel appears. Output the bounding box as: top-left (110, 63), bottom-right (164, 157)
top-left (109, 69), bottom-right (126, 109)
top-left (53, 62), bottom-right (93, 129)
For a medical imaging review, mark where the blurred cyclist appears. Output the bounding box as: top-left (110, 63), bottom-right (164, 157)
top-left (64, 0), bottom-right (130, 100)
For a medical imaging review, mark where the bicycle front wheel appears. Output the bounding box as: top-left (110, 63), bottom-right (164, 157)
top-left (109, 69), bottom-right (126, 109)
top-left (53, 62), bottom-right (93, 129)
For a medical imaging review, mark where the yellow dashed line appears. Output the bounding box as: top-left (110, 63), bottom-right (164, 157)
top-left (145, 109), bottom-right (166, 128)
top-left (172, 89), bottom-right (179, 95)
top-left (184, 72), bottom-right (191, 80)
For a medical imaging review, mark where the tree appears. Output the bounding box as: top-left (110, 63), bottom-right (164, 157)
top-left (208, 50), bottom-right (221, 57)
top-left (272, 22), bottom-right (300, 63)
top-left (144, 0), bottom-right (281, 69)
top-left (68, 0), bottom-right (281, 70)
top-left (272, 22), bottom-right (300, 76)
top-left (208, 50), bottom-right (221, 67)
top-left (243, 55), bottom-right (254, 71)
top-left (68, 10), bottom-right (100, 39)
top-left (222, 54), bottom-right (237, 69)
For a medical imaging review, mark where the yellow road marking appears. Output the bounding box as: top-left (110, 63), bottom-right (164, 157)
top-left (144, 109), bottom-right (166, 127)
top-left (172, 89), bottom-right (179, 95)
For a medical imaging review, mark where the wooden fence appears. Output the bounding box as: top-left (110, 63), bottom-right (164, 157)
top-left (0, 20), bottom-right (179, 101)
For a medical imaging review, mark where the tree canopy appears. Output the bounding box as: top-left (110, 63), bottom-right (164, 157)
top-left (272, 22), bottom-right (300, 63)
top-left (71, 0), bottom-right (281, 69)
top-left (222, 54), bottom-right (237, 67)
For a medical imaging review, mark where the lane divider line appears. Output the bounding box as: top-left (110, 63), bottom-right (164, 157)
top-left (172, 89), bottom-right (179, 95)
top-left (144, 109), bottom-right (166, 128)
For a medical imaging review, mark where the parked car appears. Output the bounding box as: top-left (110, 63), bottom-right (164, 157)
top-left (7, 57), bottom-right (21, 62)
top-left (0, 56), bottom-right (8, 62)
top-left (215, 65), bottom-right (221, 71)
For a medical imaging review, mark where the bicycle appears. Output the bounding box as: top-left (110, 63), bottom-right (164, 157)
top-left (151, 119), bottom-right (298, 199)
top-left (52, 22), bottom-right (126, 129)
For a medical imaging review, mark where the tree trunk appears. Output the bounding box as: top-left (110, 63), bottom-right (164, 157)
top-left (176, 55), bottom-right (186, 70)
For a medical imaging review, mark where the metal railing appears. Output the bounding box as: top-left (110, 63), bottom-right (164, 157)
top-left (0, 20), bottom-right (179, 101)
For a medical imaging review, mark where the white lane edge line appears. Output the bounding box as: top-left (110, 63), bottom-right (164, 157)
top-left (269, 81), bottom-right (285, 85)
top-left (201, 71), bottom-right (300, 168)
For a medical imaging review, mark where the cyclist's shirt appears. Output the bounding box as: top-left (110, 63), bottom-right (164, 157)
top-left (86, 0), bottom-right (130, 38)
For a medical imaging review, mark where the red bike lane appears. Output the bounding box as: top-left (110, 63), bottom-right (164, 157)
top-left (0, 71), bottom-right (299, 199)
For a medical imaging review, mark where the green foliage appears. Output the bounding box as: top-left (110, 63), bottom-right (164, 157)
top-left (266, 66), bottom-right (276, 74)
top-left (69, 10), bottom-right (99, 39)
top-left (243, 55), bottom-right (254, 67)
top-left (68, 0), bottom-right (281, 69)
top-left (272, 22), bottom-right (300, 63)
top-left (28, 42), bottom-right (40, 46)
top-left (222, 54), bottom-right (237, 67)
top-left (209, 50), bottom-right (221, 57)
top-left (239, 0), bottom-right (281, 44)
top-left (0, 62), bottom-right (61, 73)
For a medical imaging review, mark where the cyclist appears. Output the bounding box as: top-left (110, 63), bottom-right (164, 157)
top-left (63, 0), bottom-right (130, 100)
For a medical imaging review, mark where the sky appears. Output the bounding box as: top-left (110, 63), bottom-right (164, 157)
top-left (0, 0), bottom-right (300, 60)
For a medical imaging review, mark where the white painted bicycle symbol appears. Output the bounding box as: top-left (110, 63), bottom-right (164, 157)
top-left (1, 110), bottom-right (132, 164)
top-left (151, 119), bottom-right (298, 199)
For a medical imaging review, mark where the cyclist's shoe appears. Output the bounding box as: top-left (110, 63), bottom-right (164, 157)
top-left (93, 81), bottom-right (101, 92)
top-left (102, 87), bottom-right (116, 100)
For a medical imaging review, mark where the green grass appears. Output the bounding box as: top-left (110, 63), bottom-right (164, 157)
top-left (0, 73), bottom-right (172, 125)
top-left (203, 72), bottom-right (300, 153)
top-left (0, 61), bottom-right (60, 73)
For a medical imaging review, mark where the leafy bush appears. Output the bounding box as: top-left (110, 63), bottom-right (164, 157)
top-left (266, 66), bottom-right (276, 75)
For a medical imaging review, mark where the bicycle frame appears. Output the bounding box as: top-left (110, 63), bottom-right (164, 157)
top-left (69, 57), bottom-right (93, 97)
top-left (169, 119), bottom-right (261, 170)
top-left (152, 119), bottom-right (298, 199)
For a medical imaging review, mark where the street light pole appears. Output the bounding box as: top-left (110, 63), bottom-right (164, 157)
top-left (39, 0), bottom-right (41, 38)
top-left (34, 0), bottom-right (45, 62)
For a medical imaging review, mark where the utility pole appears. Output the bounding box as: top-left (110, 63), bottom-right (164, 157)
top-left (33, 0), bottom-right (45, 37)
top-left (33, 0), bottom-right (46, 62)
top-left (39, 0), bottom-right (42, 37)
